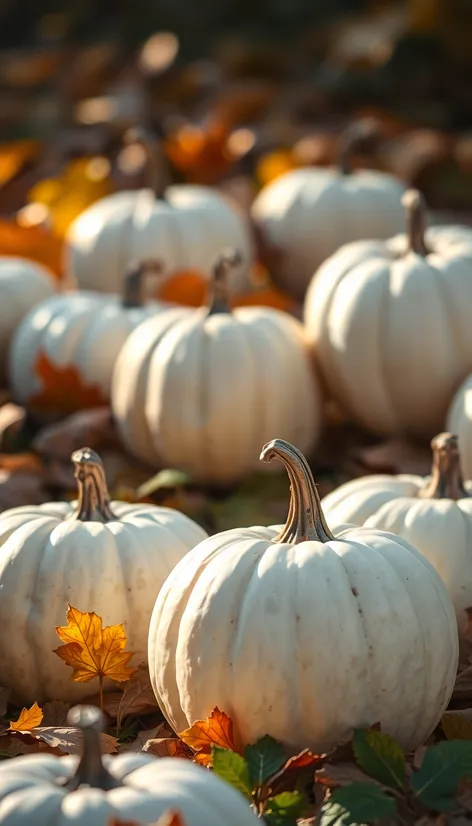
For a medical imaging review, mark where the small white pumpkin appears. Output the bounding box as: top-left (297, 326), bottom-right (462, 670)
top-left (0, 256), bottom-right (56, 386)
top-left (9, 259), bottom-right (168, 416)
top-left (251, 121), bottom-right (406, 301)
top-left (0, 705), bottom-right (259, 826)
top-left (447, 376), bottom-right (472, 480)
top-left (148, 438), bottom-right (458, 753)
top-left (112, 250), bottom-right (321, 485)
top-left (0, 446), bottom-right (207, 703)
top-left (304, 189), bottom-right (472, 438)
top-left (322, 432), bottom-right (472, 636)
top-left (66, 129), bottom-right (253, 297)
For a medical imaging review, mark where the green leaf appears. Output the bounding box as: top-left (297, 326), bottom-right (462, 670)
top-left (137, 468), bottom-right (191, 499)
top-left (265, 790), bottom-right (307, 825)
top-left (245, 734), bottom-right (286, 786)
top-left (211, 746), bottom-right (252, 799)
top-left (412, 740), bottom-right (472, 811)
top-left (352, 729), bottom-right (405, 789)
top-left (324, 784), bottom-right (395, 824)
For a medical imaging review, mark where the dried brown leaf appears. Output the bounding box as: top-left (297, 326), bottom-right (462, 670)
top-left (28, 727), bottom-right (118, 754)
top-left (118, 726), bottom-right (166, 753)
top-left (143, 737), bottom-right (193, 759)
top-left (117, 665), bottom-right (159, 729)
top-left (33, 407), bottom-right (118, 460)
top-left (315, 762), bottom-right (382, 788)
top-left (442, 710), bottom-right (472, 741)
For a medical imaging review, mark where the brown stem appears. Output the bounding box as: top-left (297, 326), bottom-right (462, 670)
top-left (206, 249), bottom-right (242, 316)
top-left (124, 126), bottom-right (169, 200)
top-left (402, 190), bottom-right (430, 256)
top-left (419, 432), bottom-right (469, 500)
top-left (69, 447), bottom-right (116, 522)
top-left (260, 439), bottom-right (334, 543)
top-left (122, 258), bottom-right (163, 308)
top-left (337, 118), bottom-right (379, 176)
top-left (66, 706), bottom-right (120, 791)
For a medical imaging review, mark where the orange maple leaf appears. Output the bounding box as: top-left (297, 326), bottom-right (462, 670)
top-left (29, 351), bottom-right (108, 414)
top-left (9, 701), bottom-right (43, 732)
top-left (54, 606), bottom-right (137, 708)
top-left (179, 707), bottom-right (238, 763)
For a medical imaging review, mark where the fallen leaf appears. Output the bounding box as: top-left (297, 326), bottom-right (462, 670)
top-left (9, 702), bottom-right (43, 732)
top-left (41, 700), bottom-right (71, 727)
top-left (30, 727), bottom-right (118, 754)
top-left (0, 218), bottom-right (63, 279)
top-left (143, 738), bottom-right (193, 759)
top-left (117, 666), bottom-right (159, 729)
top-left (33, 407), bottom-right (118, 460)
top-left (179, 708), bottom-right (238, 759)
top-left (265, 749), bottom-right (325, 798)
top-left (54, 605), bottom-right (137, 686)
top-left (119, 725), bottom-right (166, 753)
top-left (442, 710), bottom-right (472, 741)
top-left (30, 352), bottom-right (108, 415)
top-left (315, 762), bottom-right (383, 788)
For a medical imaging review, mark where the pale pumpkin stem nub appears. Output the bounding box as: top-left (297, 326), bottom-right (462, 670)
top-left (337, 118), bottom-right (378, 176)
top-left (66, 706), bottom-right (120, 791)
top-left (124, 126), bottom-right (169, 201)
top-left (122, 258), bottom-right (163, 308)
top-left (207, 248), bottom-right (242, 316)
top-left (419, 432), bottom-right (469, 500)
top-left (260, 438), bottom-right (334, 544)
top-left (70, 447), bottom-right (116, 522)
top-left (403, 189), bottom-right (429, 256)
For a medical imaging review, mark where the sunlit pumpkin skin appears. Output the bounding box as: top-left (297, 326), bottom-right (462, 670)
top-left (251, 122), bottom-right (406, 301)
top-left (322, 433), bottom-right (472, 636)
top-left (304, 190), bottom-right (472, 438)
top-left (447, 376), bottom-right (472, 480)
top-left (9, 260), bottom-right (168, 416)
top-left (65, 130), bottom-right (253, 297)
top-left (148, 439), bottom-right (458, 754)
top-left (112, 251), bottom-right (321, 484)
top-left (0, 257), bottom-right (56, 386)
top-left (0, 705), bottom-right (258, 826)
top-left (0, 447), bottom-right (207, 703)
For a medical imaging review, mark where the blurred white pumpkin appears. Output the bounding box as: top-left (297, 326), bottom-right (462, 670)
top-left (447, 375), bottom-right (472, 480)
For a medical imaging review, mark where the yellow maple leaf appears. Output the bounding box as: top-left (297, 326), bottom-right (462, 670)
top-left (54, 606), bottom-right (137, 709)
top-left (9, 701), bottom-right (43, 732)
top-left (179, 707), bottom-right (238, 765)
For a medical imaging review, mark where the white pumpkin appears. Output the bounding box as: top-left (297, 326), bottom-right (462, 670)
top-left (112, 250), bottom-right (322, 484)
top-left (0, 257), bottom-right (56, 386)
top-left (304, 189), bottom-right (472, 438)
top-left (0, 705), bottom-right (259, 826)
top-left (251, 122), bottom-right (406, 301)
top-left (0, 446), bottom-right (207, 703)
top-left (447, 375), bottom-right (472, 480)
top-left (66, 129), bottom-right (253, 297)
top-left (148, 438), bottom-right (458, 753)
top-left (322, 432), bottom-right (472, 635)
top-left (9, 259), bottom-right (168, 416)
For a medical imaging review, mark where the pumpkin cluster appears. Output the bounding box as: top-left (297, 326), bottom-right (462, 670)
top-left (1, 116), bottom-right (472, 823)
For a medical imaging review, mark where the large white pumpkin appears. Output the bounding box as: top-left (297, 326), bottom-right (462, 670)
top-left (322, 432), bottom-right (472, 635)
top-left (112, 250), bottom-right (321, 484)
top-left (0, 256), bottom-right (56, 386)
top-left (9, 259), bottom-right (168, 416)
top-left (251, 122), bottom-right (406, 301)
top-left (0, 705), bottom-right (258, 826)
top-left (148, 438), bottom-right (458, 753)
top-left (66, 129), bottom-right (253, 297)
top-left (447, 375), bottom-right (472, 480)
top-left (0, 446), bottom-right (207, 703)
top-left (304, 190), bottom-right (472, 438)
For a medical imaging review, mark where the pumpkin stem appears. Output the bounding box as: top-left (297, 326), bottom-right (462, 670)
top-left (69, 447), bottom-right (116, 522)
top-left (122, 258), bottom-right (163, 308)
top-left (403, 189), bottom-right (430, 256)
top-left (337, 118), bottom-right (378, 176)
top-left (124, 126), bottom-right (169, 201)
top-left (66, 706), bottom-right (120, 791)
top-left (419, 432), bottom-right (469, 500)
top-left (207, 248), bottom-right (242, 316)
top-left (260, 439), bottom-right (334, 543)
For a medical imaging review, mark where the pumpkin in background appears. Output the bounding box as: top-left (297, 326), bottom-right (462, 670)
top-left (0, 257), bottom-right (56, 386)
top-left (322, 432), bottom-right (472, 636)
top-left (447, 376), bottom-right (472, 480)
top-left (148, 438), bottom-right (458, 753)
top-left (9, 259), bottom-right (169, 416)
top-left (112, 250), bottom-right (321, 485)
top-left (0, 446), bottom-right (207, 703)
top-left (0, 705), bottom-right (258, 826)
top-left (305, 190), bottom-right (472, 438)
top-left (65, 128), bottom-right (253, 299)
top-left (251, 120), bottom-right (406, 302)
